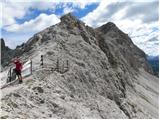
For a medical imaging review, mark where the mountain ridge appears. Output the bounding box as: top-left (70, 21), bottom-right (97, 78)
top-left (1, 13), bottom-right (158, 119)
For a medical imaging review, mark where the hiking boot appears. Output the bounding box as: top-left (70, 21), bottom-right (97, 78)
top-left (19, 80), bottom-right (23, 84)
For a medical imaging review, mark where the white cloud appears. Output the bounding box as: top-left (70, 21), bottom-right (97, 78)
top-left (81, 0), bottom-right (121, 27)
top-left (1, 1), bottom-right (58, 27)
top-left (4, 13), bottom-right (60, 33)
top-left (3, 33), bottom-right (34, 49)
top-left (1, 0), bottom-right (99, 49)
top-left (29, 2), bottom-right (56, 11)
top-left (122, 1), bottom-right (158, 23)
top-left (82, 0), bottom-right (158, 27)
top-left (1, 2), bottom-right (27, 26)
top-left (113, 18), bottom-right (159, 56)
top-left (63, 7), bottom-right (74, 14)
top-left (81, 0), bottom-right (159, 56)
top-left (1, 0), bottom-right (97, 27)
top-left (71, 0), bottom-right (98, 9)
top-left (1, 0), bottom-right (98, 30)
top-left (60, 1), bottom-right (98, 15)
top-left (0, 2), bottom-right (3, 28)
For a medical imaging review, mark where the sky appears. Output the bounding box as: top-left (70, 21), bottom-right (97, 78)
top-left (0, 0), bottom-right (159, 56)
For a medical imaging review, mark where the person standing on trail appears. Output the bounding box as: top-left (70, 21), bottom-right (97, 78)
top-left (11, 57), bottom-right (23, 84)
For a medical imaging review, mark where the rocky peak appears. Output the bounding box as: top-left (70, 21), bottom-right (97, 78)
top-left (60, 13), bottom-right (85, 29)
top-left (96, 22), bottom-right (130, 42)
top-left (1, 38), bottom-right (5, 49)
top-left (60, 13), bottom-right (79, 23)
top-left (96, 22), bottom-right (153, 74)
top-left (96, 22), bottom-right (117, 34)
top-left (1, 38), bottom-right (11, 51)
top-left (1, 38), bottom-right (14, 68)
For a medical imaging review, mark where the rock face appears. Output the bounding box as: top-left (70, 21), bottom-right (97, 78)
top-left (1, 13), bottom-right (158, 119)
top-left (1, 38), bottom-right (14, 68)
top-left (96, 22), bottom-right (153, 74)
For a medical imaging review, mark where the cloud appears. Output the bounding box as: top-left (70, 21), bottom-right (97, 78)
top-left (122, 1), bottom-right (158, 23)
top-left (128, 22), bottom-right (159, 56)
top-left (1, 0), bottom-right (97, 27)
top-left (138, 41), bottom-right (159, 56)
top-left (82, 0), bottom-right (158, 27)
top-left (1, 1), bottom-right (58, 27)
top-left (4, 13), bottom-right (60, 33)
top-left (71, 0), bottom-right (99, 9)
top-left (1, 2), bottom-right (27, 26)
top-left (29, 2), bottom-right (57, 11)
top-left (1, 0), bottom-right (98, 31)
top-left (81, 0), bottom-right (159, 56)
top-left (2, 33), bottom-right (34, 49)
top-left (1, 0), bottom-right (99, 49)
top-left (115, 20), bottom-right (159, 56)
top-left (81, 0), bottom-right (126, 27)
top-left (61, 2), bottom-right (98, 15)
top-left (63, 7), bottom-right (74, 14)
top-left (148, 36), bottom-right (158, 42)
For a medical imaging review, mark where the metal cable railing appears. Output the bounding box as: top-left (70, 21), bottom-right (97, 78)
top-left (1, 55), bottom-right (70, 89)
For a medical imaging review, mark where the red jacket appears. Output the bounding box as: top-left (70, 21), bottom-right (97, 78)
top-left (14, 61), bottom-right (23, 72)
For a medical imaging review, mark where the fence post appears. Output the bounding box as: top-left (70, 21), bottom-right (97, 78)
top-left (7, 67), bottom-right (12, 83)
top-left (62, 61), bottom-right (64, 73)
top-left (40, 55), bottom-right (43, 68)
top-left (56, 58), bottom-right (59, 72)
top-left (30, 59), bottom-right (32, 74)
top-left (66, 60), bottom-right (69, 71)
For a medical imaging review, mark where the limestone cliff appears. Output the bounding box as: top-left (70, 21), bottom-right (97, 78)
top-left (1, 13), bottom-right (158, 119)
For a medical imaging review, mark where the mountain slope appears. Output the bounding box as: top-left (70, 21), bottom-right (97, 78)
top-left (1, 13), bottom-right (158, 119)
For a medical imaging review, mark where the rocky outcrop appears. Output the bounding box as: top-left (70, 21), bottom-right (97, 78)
top-left (96, 22), bottom-right (153, 74)
top-left (1, 13), bottom-right (158, 119)
top-left (1, 38), bottom-right (14, 68)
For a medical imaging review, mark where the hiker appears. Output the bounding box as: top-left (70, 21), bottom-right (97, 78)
top-left (11, 57), bottom-right (23, 83)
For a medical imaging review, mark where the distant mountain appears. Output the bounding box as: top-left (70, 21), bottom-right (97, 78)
top-left (147, 55), bottom-right (159, 76)
top-left (1, 38), bottom-right (15, 68)
top-left (1, 38), bottom-right (28, 70)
